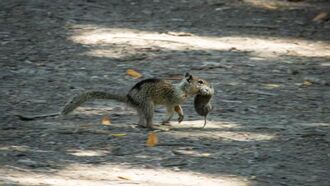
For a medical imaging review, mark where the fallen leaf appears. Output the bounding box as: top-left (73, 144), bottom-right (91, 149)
top-left (79, 124), bottom-right (90, 128)
top-left (312, 12), bottom-right (328, 22)
top-left (260, 3), bottom-right (278, 10)
top-left (263, 83), bottom-right (280, 88)
top-left (101, 115), bottom-right (111, 125)
top-left (127, 69), bottom-right (143, 79)
top-left (167, 31), bottom-right (193, 36)
top-left (118, 176), bottom-right (131, 180)
top-left (287, 0), bottom-right (304, 2)
top-left (111, 133), bottom-right (127, 137)
top-left (200, 153), bottom-right (211, 157)
top-left (146, 132), bottom-right (158, 147)
top-left (166, 75), bottom-right (183, 80)
top-left (303, 80), bottom-right (312, 86)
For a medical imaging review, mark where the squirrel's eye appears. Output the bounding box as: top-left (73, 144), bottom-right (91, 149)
top-left (198, 80), bottom-right (204, 84)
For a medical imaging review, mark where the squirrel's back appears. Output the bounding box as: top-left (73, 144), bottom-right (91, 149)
top-left (127, 78), bottom-right (182, 106)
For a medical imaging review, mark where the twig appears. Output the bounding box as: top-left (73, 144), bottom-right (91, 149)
top-left (158, 143), bottom-right (204, 147)
top-left (5, 165), bottom-right (30, 172)
top-left (226, 23), bottom-right (278, 29)
top-left (219, 99), bottom-right (243, 103)
top-left (248, 90), bottom-right (278, 96)
top-left (191, 65), bottom-right (231, 71)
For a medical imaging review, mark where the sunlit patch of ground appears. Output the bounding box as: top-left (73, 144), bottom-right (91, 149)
top-left (1, 164), bottom-right (251, 186)
top-left (242, 0), bottom-right (312, 10)
top-left (70, 26), bottom-right (330, 59)
top-left (171, 120), bottom-right (276, 142)
top-left (67, 149), bottom-right (109, 157)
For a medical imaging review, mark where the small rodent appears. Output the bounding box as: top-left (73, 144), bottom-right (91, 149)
top-left (194, 84), bottom-right (214, 128)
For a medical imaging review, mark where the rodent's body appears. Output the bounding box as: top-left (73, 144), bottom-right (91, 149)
top-left (18, 73), bottom-right (213, 129)
top-left (194, 84), bottom-right (214, 128)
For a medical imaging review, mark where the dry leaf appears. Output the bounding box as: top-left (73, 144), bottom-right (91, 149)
top-left (287, 0), bottom-right (304, 2)
top-left (200, 153), bottom-right (211, 157)
top-left (127, 69), bottom-right (143, 79)
top-left (167, 31), bottom-right (193, 36)
top-left (303, 80), bottom-right (312, 86)
top-left (146, 132), bottom-right (158, 147)
top-left (260, 3), bottom-right (278, 10)
top-left (313, 12), bottom-right (328, 22)
top-left (264, 83), bottom-right (280, 88)
top-left (111, 133), bottom-right (127, 137)
top-left (166, 75), bottom-right (183, 80)
top-left (79, 124), bottom-right (92, 129)
top-left (101, 115), bottom-right (111, 125)
top-left (118, 176), bottom-right (131, 180)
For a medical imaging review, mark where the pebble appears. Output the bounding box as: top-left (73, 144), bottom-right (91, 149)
top-left (17, 159), bottom-right (48, 168)
top-left (17, 159), bottom-right (38, 167)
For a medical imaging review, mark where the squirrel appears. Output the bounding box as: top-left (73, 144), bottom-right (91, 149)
top-left (194, 84), bottom-right (214, 128)
top-left (16, 73), bottom-right (213, 129)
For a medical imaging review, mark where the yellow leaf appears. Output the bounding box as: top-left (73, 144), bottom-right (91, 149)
top-left (101, 115), bottom-right (111, 125)
top-left (79, 124), bottom-right (91, 129)
top-left (146, 132), bottom-right (158, 147)
top-left (303, 80), bottom-right (312, 86)
top-left (266, 83), bottom-right (280, 88)
top-left (111, 133), bottom-right (127, 137)
top-left (127, 69), bottom-right (143, 79)
top-left (200, 153), bottom-right (211, 157)
top-left (260, 3), bottom-right (278, 10)
top-left (313, 12), bottom-right (328, 22)
top-left (166, 75), bottom-right (183, 80)
top-left (118, 176), bottom-right (131, 180)
top-left (263, 83), bottom-right (280, 89)
top-left (167, 31), bottom-right (193, 36)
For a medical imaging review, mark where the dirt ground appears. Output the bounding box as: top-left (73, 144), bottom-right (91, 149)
top-left (1, 0), bottom-right (330, 185)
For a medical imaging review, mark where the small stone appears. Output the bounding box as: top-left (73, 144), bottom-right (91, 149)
top-left (14, 152), bottom-right (27, 157)
top-left (1, 124), bottom-right (17, 130)
top-left (18, 159), bottom-right (48, 168)
top-left (142, 10), bottom-right (152, 16)
top-left (18, 159), bottom-right (38, 167)
top-left (304, 76), bottom-right (327, 86)
top-left (46, 141), bottom-right (57, 145)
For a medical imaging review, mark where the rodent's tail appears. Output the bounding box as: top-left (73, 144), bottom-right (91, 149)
top-left (61, 91), bottom-right (127, 115)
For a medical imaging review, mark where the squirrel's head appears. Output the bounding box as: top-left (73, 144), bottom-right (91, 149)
top-left (182, 73), bottom-right (214, 96)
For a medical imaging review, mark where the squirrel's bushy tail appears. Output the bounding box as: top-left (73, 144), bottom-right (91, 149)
top-left (61, 91), bottom-right (127, 115)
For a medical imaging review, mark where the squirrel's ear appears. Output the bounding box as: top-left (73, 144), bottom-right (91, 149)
top-left (185, 73), bottom-right (193, 82)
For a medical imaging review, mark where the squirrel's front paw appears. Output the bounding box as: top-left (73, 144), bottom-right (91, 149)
top-left (178, 114), bottom-right (184, 123)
